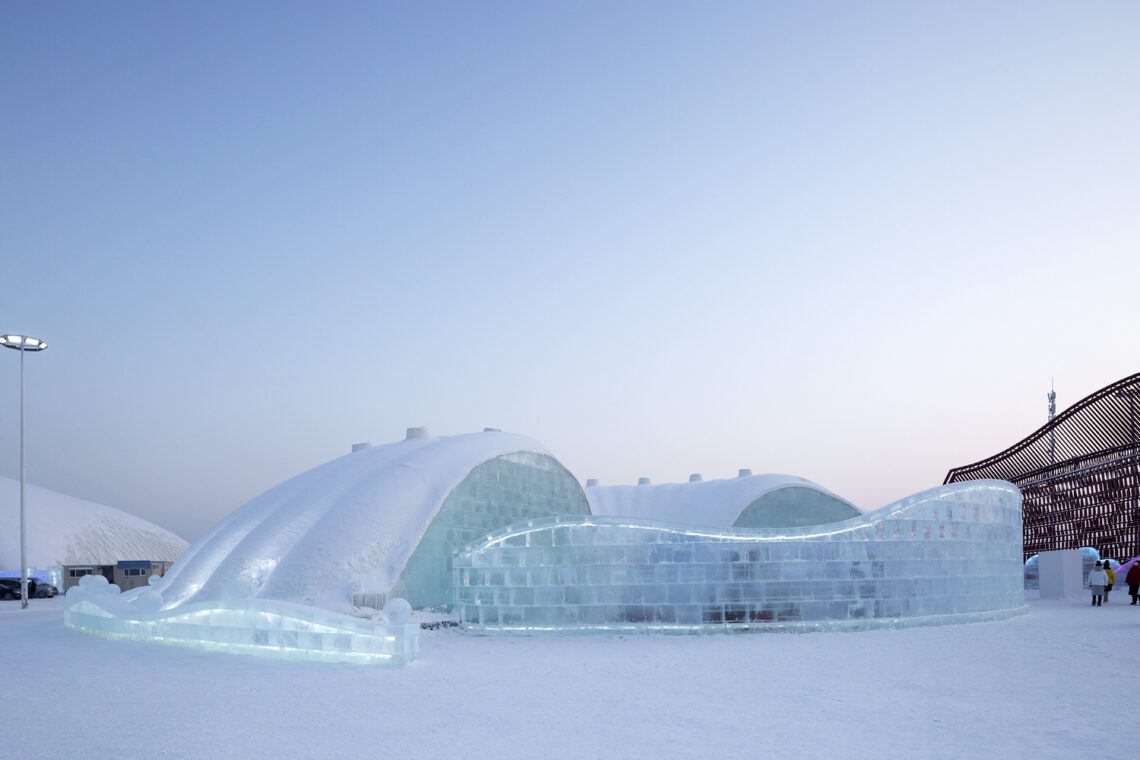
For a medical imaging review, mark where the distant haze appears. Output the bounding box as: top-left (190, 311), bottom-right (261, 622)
top-left (1, 2), bottom-right (1138, 543)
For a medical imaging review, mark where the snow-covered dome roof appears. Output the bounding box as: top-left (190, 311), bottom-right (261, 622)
top-left (0, 476), bottom-right (188, 568)
top-left (586, 473), bottom-right (861, 529)
top-left (156, 430), bottom-right (586, 610)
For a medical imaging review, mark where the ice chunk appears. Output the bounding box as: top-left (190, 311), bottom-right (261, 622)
top-left (133, 589), bottom-right (164, 612)
top-left (383, 597), bottom-right (412, 625)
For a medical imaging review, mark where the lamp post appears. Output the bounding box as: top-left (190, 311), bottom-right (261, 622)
top-left (1115, 389), bottom-right (1140, 561)
top-left (1, 334), bottom-right (48, 609)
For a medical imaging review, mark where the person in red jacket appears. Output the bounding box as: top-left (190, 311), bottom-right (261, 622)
top-left (1126, 560), bottom-right (1140, 606)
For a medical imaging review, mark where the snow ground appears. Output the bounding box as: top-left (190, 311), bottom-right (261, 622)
top-left (1, 592), bottom-right (1134, 760)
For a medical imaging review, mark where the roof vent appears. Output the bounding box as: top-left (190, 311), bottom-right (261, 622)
top-left (738, 468), bottom-right (753, 478)
top-left (638, 477), bottom-right (651, 485)
top-left (406, 427), bottom-right (429, 440)
top-left (586, 479), bottom-right (599, 487)
top-left (351, 442), bottom-right (372, 453)
top-left (689, 473), bottom-right (702, 482)
top-left (483, 427), bottom-right (501, 433)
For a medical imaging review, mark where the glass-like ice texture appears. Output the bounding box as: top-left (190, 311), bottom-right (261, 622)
top-left (64, 576), bottom-right (418, 665)
top-left (453, 480), bottom-right (1026, 633)
top-left (392, 452), bottom-right (590, 609)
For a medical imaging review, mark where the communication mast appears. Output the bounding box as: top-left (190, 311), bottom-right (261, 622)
top-left (1048, 379), bottom-right (1057, 464)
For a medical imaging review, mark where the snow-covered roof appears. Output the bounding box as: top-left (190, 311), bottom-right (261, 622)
top-left (586, 474), bottom-right (860, 528)
top-left (0, 476), bottom-right (188, 568)
top-left (157, 430), bottom-right (557, 610)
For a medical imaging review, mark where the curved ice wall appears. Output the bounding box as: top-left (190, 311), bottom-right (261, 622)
top-left (454, 480), bottom-right (1025, 632)
top-left (391, 450), bottom-right (590, 607)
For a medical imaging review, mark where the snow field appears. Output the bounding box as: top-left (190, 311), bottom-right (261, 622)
top-left (1, 591), bottom-right (1134, 759)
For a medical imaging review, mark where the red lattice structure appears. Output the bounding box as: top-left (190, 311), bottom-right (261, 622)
top-left (945, 372), bottom-right (1140, 562)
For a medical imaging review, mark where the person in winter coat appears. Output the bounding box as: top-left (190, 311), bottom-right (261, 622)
top-left (1104, 561), bottom-right (1116, 602)
top-left (1126, 560), bottom-right (1140, 605)
top-left (1089, 561), bottom-right (1108, 607)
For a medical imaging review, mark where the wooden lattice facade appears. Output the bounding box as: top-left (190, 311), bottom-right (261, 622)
top-left (945, 373), bottom-right (1140, 562)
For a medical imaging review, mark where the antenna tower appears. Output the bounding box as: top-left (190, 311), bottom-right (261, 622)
top-left (1048, 378), bottom-right (1057, 464)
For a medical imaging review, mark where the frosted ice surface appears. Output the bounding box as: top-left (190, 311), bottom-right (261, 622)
top-left (65, 579), bottom-right (418, 665)
top-left (156, 432), bottom-right (585, 612)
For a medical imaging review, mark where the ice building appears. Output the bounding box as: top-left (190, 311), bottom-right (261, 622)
top-left (456, 480), bottom-right (1026, 633)
top-left (0, 476), bottom-right (187, 591)
top-left (65, 429), bottom-right (1027, 664)
top-left (586, 473), bottom-right (861, 529)
top-left (66, 428), bottom-right (588, 664)
top-left (154, 428), bottom-right (589, 612)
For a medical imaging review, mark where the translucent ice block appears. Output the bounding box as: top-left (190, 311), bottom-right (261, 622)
top-left (453, 481), bottom-right (1026, 634)
top-left (65, 580), bottom-right (418, 665)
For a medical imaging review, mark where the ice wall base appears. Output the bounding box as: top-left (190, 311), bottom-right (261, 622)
top-left (64, 580), bottom-right (418, 665)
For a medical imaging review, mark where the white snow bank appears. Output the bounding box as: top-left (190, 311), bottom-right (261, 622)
top-left (0, 476), bottom-right (188, 568)
top-left (3, 591), bottom-right (1135, 759)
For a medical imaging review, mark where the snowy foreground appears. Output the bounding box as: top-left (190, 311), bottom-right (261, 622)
top-left (2, 593), bottom-right (1134, 759)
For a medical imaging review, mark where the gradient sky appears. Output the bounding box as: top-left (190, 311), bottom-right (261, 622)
top-left (2, 2), bottom-right (1138, 543)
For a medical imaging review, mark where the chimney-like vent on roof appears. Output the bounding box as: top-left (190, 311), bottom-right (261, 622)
top-left (483, 427), bottom-right (501, 433)
top-left (406, 427), bottom-right (429, 440)
top-left (689, 473), bottom-right (702, 482)
top-left (738, 468), bottom-right (753, 478)
top-left (351, 442), bottom-right (372, 453)
top-left (638, 477), bottom-right (651, 485)
top-left (586, 479), bottom-right (599, 487)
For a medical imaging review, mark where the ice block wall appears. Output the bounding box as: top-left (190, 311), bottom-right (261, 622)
top-left (393, 451), bottom-right (591, 608)
top-left (454, 480), bottom-right (1025, 633)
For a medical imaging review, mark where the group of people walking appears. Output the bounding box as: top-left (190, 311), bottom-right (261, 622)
top-left (1088, 559), bottom-right (1140, 606)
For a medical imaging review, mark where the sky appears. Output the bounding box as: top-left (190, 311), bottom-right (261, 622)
top-left (1, 1), bottom-right (1138, 543)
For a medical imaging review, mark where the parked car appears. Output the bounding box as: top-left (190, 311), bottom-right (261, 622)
top-left (0, 578), bottom-right (22, 600)
top-left (32, 581), bottom-right (58, 598)
top-left (0, 578), bottom-right (57, 599)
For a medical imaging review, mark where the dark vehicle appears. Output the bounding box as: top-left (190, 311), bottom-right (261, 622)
top-left (0, 578), bottom-right (56, 599)
top-left (33, 581), bottom-right (58, 598)
top-left (1, 578), bottom-right (22, 600)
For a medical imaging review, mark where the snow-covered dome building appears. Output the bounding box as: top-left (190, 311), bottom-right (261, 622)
top-left (154, 431), bottom-right (866, 614)
top-left (156, 428), bottom-right (590, 611)
top-left (0, 476), bottom-right (188, 571)
top-left (586, 473), bottom-right (861, 529)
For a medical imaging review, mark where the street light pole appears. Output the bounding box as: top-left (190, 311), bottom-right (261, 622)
top-left (1, 334), bottom-right (47, 609)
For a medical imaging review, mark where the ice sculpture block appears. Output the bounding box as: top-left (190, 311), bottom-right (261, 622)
top-left (64, 575), bottom-right (418, 665)
top-left (453, 480), bottom-right (1027, 633)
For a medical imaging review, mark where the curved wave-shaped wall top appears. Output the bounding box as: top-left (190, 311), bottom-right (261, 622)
top-left (454, 481), bottom-right (1025, 633)
top-left (155, 430), bottom-right (589, 611)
